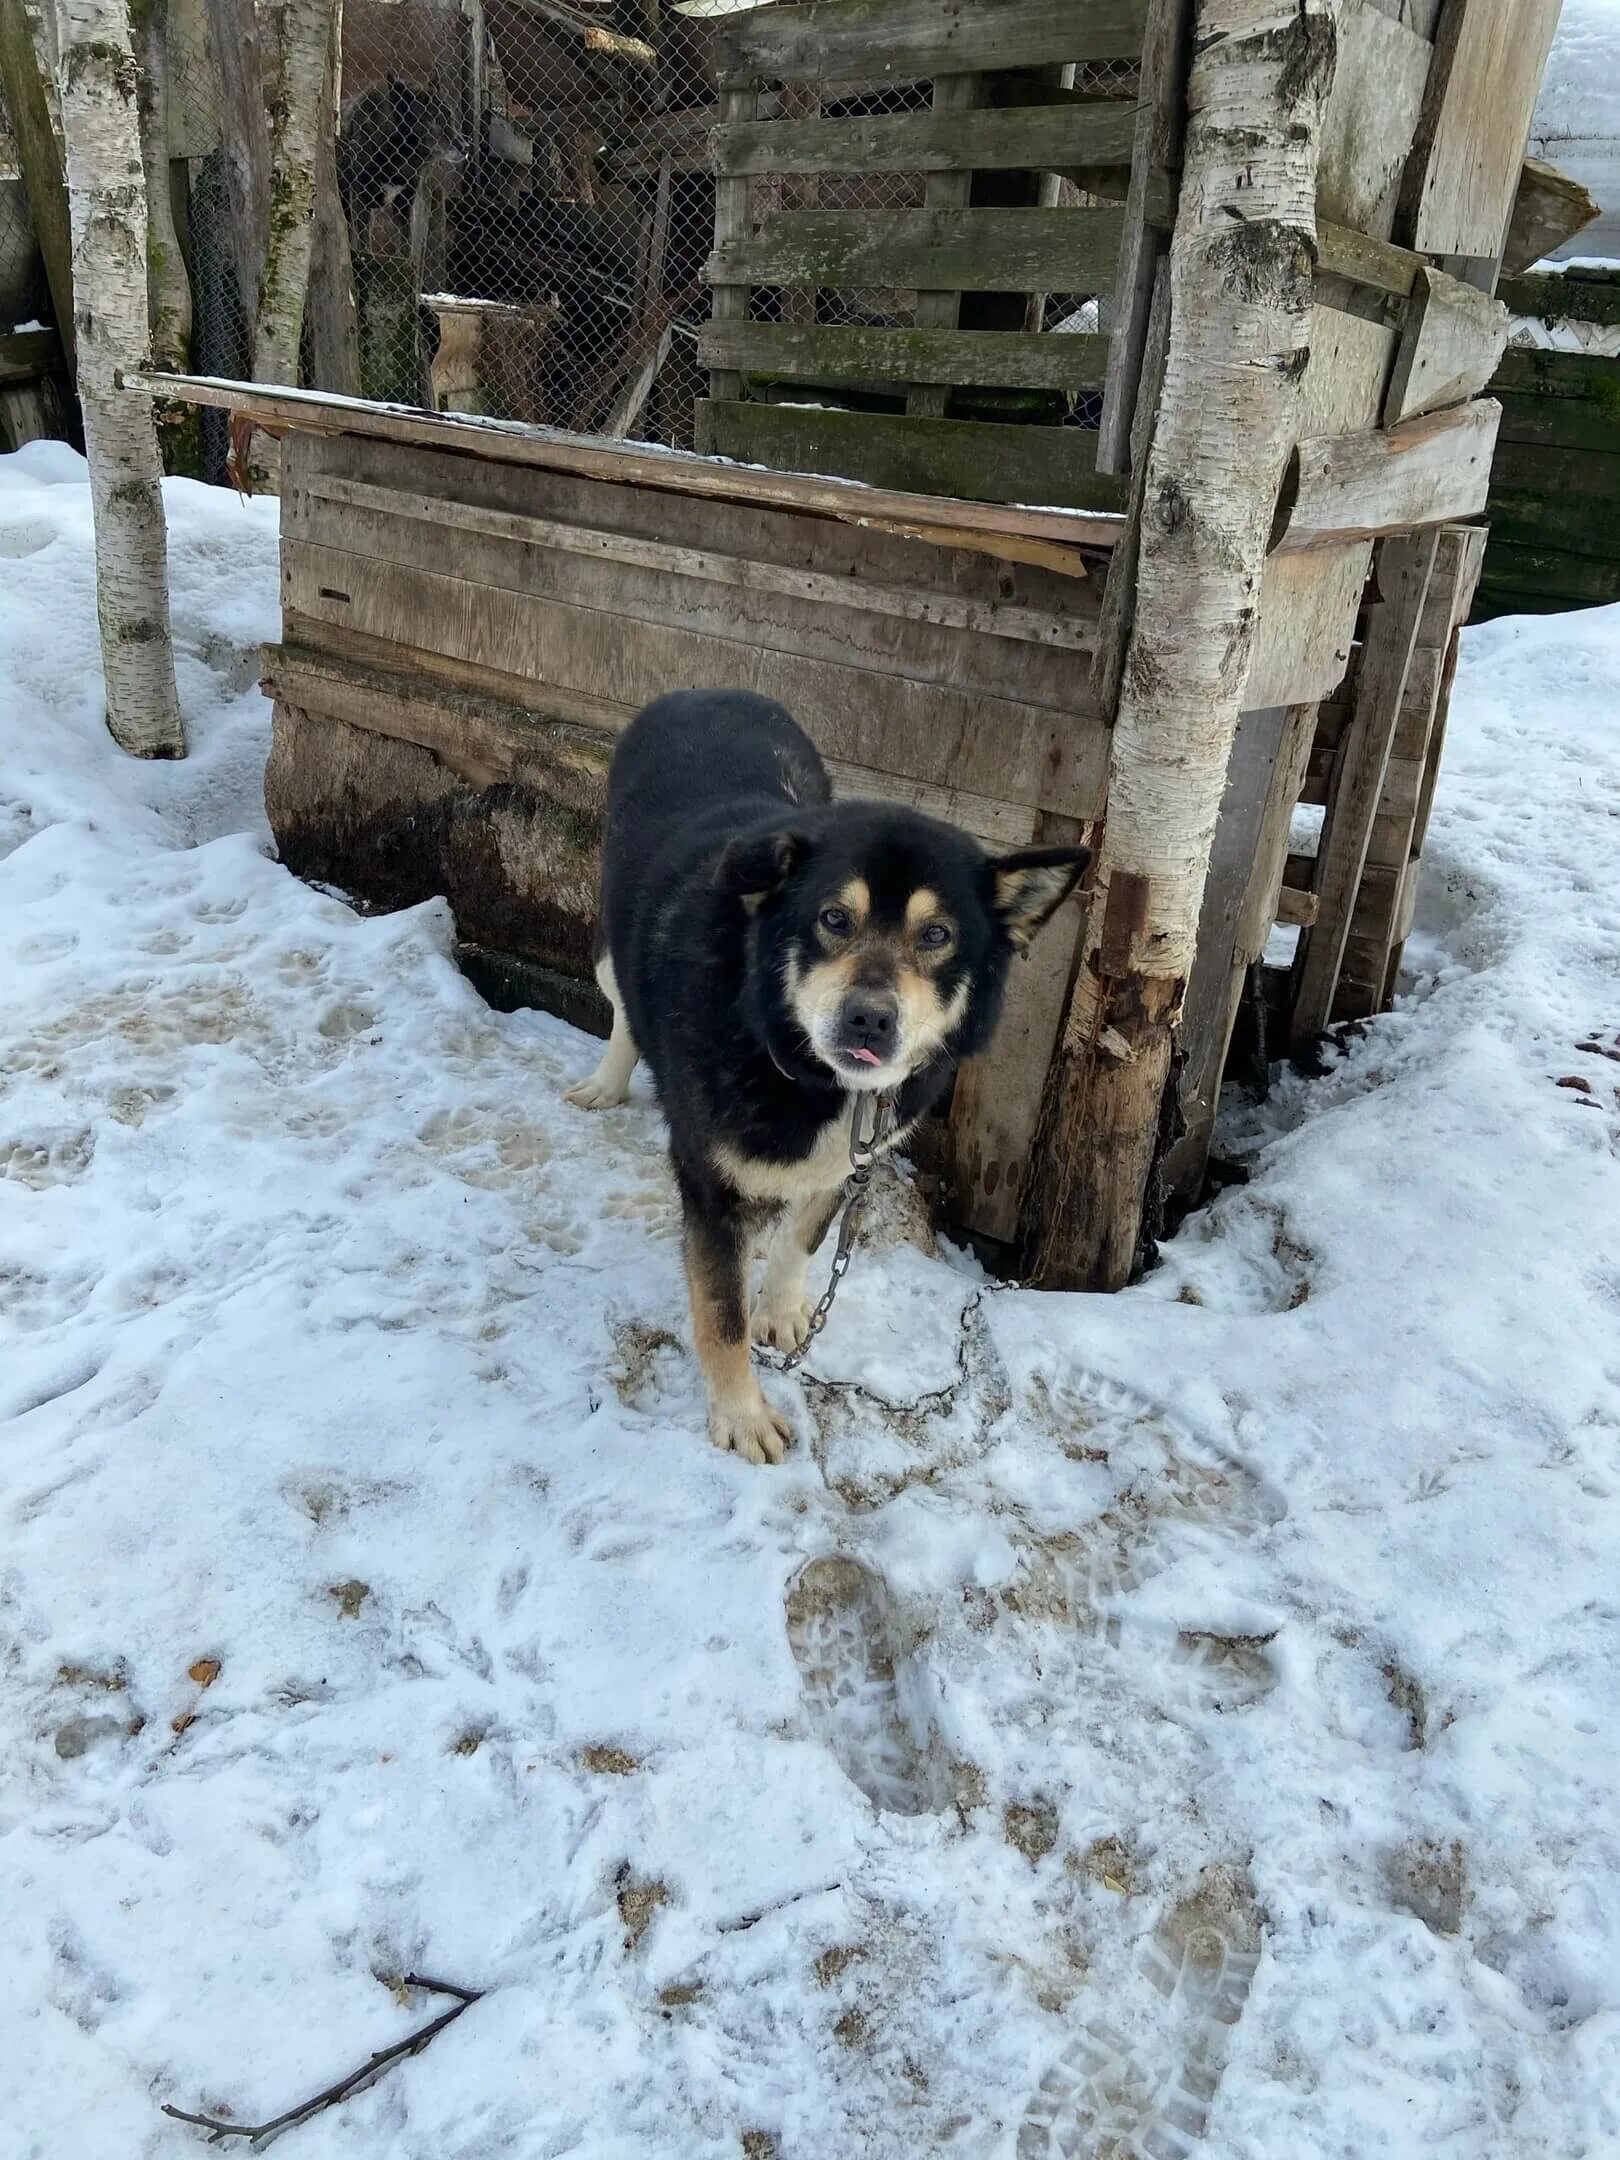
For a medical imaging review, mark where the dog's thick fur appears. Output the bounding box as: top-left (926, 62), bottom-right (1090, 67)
top-left (567, 690), bottom-right (1090, 1463)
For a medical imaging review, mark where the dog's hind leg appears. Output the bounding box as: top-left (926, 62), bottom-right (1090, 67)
top-left (683, 1191), bottom-right (793, 1466)
top-left (564, 954), bottom-right (640, 1109)
top-left (753, 1187), bottom-right (843, 1354)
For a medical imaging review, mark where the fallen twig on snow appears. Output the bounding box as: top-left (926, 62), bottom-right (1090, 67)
top-left (161, 1972), bottom-right (483, 2148)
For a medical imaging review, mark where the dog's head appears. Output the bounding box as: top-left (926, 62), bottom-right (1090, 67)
top-left (717, 804), bottom-right (1090, 1092)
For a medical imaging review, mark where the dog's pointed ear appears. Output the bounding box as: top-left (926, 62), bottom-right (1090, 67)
top-left (988, 845), bottom-right (1092, 949)
top-left (715, 828), bottom-right (810, 906)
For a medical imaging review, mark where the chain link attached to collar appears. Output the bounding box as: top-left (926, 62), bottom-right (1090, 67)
top-left (755, 1091), bottom-right (897, 1374)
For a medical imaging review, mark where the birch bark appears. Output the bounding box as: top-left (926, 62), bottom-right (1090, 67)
top-left (58, 0), bottom-right (185, 757)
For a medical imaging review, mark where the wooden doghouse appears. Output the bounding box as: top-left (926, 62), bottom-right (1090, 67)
top-left (140, 0), bottom-right (1574, 1288)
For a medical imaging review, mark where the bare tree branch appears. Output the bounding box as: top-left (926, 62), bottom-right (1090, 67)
top-left (161, 1972), bottom-right (483, 2149)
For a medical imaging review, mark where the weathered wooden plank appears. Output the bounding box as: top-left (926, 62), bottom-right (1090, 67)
top-left (1497, 272), bottom-right (1620, 330)
top-left (1502, 155), bottom-right (1601, 277)
top-left (1475, 539), bottom-right (1620, 614)
top-left (1384, 266), bottom-right (1508, 424)
top-left (709, 98), bottom-right (1137, 180)
top-left (1397, 0), bottom-right (1562, 261)
top-left (1292, 530), bottom-right (1440, 1046)
top-left (1246, 542), bottom-right (1372, 707)
top-left (1166, 701), bottom-right (1296, 1199)
top-left (296, 470), bottom-right (1099, 656)
top-left (1318, 0), bottom-right (1432, 241)
top-left (706, 207), bottom-right (1125, 298)
top-left (1278, 400), bottom-right (1500, 550)
top-left (281, 546), bottom-right (1110, 817)
top-left (263, 642), bottom-right (1041, 851)
top-left (1275, 885), bottom-right (1319, 928)
top-left (129, 371), bottom-right (1130, 551)
top-left (948, 810), bottom-right (1090, 1241)
top-left (697, 320), bottom-right (1110, 393)
top-left (1096, 0), bottom-right (1191, 476)
top-left (1491, 438), bottom-right (1620, 504)
top-left (1318, 220), bottom-right (1423, 298)
top-left (695, 400), bottom-right (1127, 514)
top-left (707, 0), bottom-right (1147, 88)
top-left (1299, 306), bottom-right (1399, 436)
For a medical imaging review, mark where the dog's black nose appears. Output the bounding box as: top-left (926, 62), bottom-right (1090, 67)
top-left (838, 991), bottom-right (898, 1057)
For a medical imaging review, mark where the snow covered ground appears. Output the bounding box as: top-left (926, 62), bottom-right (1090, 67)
top-left (3, 442), bottom-right (1620, 2160)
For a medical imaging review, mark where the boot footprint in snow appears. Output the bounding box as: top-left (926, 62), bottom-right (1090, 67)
top-left (1018, 1864), bottom-right (1263, 2159)
top-left (784, 1555), bottom-right (949, 1817)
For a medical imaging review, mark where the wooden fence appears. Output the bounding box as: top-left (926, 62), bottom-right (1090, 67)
top-left (1476, 267), bottom-right (1620, 621)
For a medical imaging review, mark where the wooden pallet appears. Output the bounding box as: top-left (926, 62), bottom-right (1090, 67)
top-left (694, 0), bottom-right (1148, 511)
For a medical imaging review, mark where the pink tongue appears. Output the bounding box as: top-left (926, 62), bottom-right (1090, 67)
top-left (850, 1047), bottom-right (882, 1066)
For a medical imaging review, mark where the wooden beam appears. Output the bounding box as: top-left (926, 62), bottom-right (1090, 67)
top-left (1275, 884), bottom-right (1319, 927)
top-left (1291, 530), bottom-right (1440, 1045)
top-left (709, 99), bottom-right (1137, 180)
top-left (1383, 265), bottom-right (1507, 425)
top-left (706, 207), bottom-right (1125, 299)
top-left (707, 0), bottom-right (1147, 88)
top-left (1317, 219), bottom-right (1423, 298)
top-left (1496, 272), bottom-right (1620, 331)
top-left (1502, 155), bottom-right (1601, 277)
top-left (121, 371), bottom-right (1131, 549)
top-left (1276, 399), bottom-right (1500, 550)
top-left (0, 0), bottom-right (74, 375)
top-left (694, 400), bottom-right (1127, 515)
top-left (697, 320), bottom-right (1110, 393)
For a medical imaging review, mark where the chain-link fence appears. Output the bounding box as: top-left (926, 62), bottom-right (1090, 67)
top-left (4, 2), bottom-right (1139, 472)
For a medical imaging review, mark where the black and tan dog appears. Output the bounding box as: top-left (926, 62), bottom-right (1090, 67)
top-left (566, 690), bottom-right (1090, 1465)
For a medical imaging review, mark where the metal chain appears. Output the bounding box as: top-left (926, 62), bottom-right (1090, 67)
top-left (756, 1092), bottom-right (897, 1374)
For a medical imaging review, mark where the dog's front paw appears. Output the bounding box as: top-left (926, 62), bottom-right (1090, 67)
top-left (563, 1070), bottom-right (628, 1111)
top-left (708, 1391), bottom-right (793, 1466)
top-left (751, 1294), bottom-right (813, 1354)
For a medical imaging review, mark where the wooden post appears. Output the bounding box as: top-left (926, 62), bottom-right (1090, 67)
top-left (0, 0), bottom-right (75, 374)
top-left (1020, 0), bottom-right (1338, 1292)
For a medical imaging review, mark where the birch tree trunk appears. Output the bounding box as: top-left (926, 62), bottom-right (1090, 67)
top-left (58, 0), bottom-right (185, 757)
top-left (253, 0), bottom-right (338, 386)
top-left (1021, 0), bottom-right (1337, 1289)
top-left (130, 0), bottom-right (189, 366)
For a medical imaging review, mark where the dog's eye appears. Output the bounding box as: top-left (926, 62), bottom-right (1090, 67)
top-left (918, 921), bottom-right (953, 950)
top-left (819, 905), bottom-right (852, 937)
